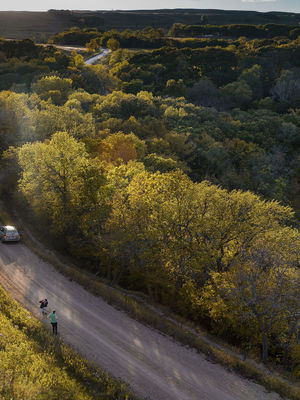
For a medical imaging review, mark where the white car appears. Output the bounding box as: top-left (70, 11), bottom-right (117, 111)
top-left (0, 225), bottom-right (21, 242)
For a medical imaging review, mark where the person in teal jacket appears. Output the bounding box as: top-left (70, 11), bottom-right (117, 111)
top-left (49, 310), bottom-right (58, 335)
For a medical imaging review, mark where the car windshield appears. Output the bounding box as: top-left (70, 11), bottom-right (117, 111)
top-left (5, 226), bottom-right (17, 233)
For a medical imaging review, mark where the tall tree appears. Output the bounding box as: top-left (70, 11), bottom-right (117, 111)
top-left (16, 131), bottom-right (105, 236)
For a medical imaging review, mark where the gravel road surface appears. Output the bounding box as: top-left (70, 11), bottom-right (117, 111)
top-left (0, 241), bottom-right (282, 400)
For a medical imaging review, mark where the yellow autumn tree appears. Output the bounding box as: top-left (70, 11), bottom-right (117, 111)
top-left (106, 168), bottom-right (296, 313)
top-left (16, 131), bottom-right (106, 237)
top-left (200, 227), bottom-right (300, 363)
top-left (98, 132), bottom-right (146, 165)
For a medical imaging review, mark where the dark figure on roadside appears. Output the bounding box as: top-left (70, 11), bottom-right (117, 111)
top-left (49, 310), bottom-right (58, 335)
top-left (39, 298), bottom-right (48, 316)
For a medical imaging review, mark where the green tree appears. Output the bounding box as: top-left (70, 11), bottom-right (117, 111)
top-left (239, 64), bottom-right (263, 100)
top-left (31, 76), bottom-right (73, 105)
top-left (165, 79), bottom-right (186, 97)
top-left (107, 38), bottom-right (120, 51)
top-left (143, 153), bottom-right (181, 173)
top-left (0, 91), bottom-right (36, 148)
top-left (271, 70), bottom-right (300, 110)
top-left (201, 228), bottom-right (300, 363)
top-left (34, 102), bottom-right (96, 140)
top-left (16, 131), bottom-right (105, 236)
top-left (220, 80), bottom-right (253, 108)
top-left (72, 51), bottom-right (85, 69)
top-left (82, 64), bottom-right (118, 94)
top-left (106, 168), bottom-right (295, 308)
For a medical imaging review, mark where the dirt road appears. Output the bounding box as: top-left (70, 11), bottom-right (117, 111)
top-left (0, 241), bottom-right (282, 400)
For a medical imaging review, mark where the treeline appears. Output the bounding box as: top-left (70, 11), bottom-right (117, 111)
top-left (49, 24), bottom-right (300, 51)
top-left (1, 77), bottom-right (300, 368)
top-left (108, 38), bottom-right (300, 102)
top-left (0, 285), bottom-right (136, 399)
top-left (49, 27), bottom-right (102, 45)
top-left (50, 26), bottom-right (236, 50)
top-left (169, 22), bottom-right (300, 39)
top-left (50, 27), bottom-right (167, 49)
top-left (0, 39), bottom-right (71, 90)
top-left (0, 39), bottom-right (41, 58)
top-left (85, 28), bottom-right (235, 51)
top-left (1, 79), bottom-right (300, 212)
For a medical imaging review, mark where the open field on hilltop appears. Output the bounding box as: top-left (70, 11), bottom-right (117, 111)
top-left (0, 9), bottom-right (300, 39)
top-left (0, 11), bottom-right (72, 40)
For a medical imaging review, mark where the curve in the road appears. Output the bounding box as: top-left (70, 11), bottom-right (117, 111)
top-left (85, 48), bottom-right (109, 65)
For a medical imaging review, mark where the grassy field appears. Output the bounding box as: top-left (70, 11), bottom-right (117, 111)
top-left (0, 9), bottom-right (300, 40)
top-left (0, 11), bottom-right (71, 40)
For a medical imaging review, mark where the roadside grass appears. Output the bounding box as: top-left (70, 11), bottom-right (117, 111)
top-left (0, 196), bottom-right (300, 400)
top-left (0, 284), bottom-right (138, 400)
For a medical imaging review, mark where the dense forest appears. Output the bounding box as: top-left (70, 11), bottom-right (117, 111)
top-left (169, 22), bottom-right (300, 39)
top-left (0, 19), bottom-right (300, 378)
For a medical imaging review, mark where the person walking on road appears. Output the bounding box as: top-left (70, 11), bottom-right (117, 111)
top-left (39, 298), bottom-right (48, 316)
top-left (49, 310), bottom-right (58, 335)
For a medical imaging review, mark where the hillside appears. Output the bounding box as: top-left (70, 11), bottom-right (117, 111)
top-left (0, 8), bottom-right (300, 39)
top-left (1, 9), bottom-right (300, 400)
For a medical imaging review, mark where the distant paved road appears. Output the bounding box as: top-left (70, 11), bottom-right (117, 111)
top-left (0, 241), bottom-right (282, 400)
top-left (85, 48), bottom-right (110, 64)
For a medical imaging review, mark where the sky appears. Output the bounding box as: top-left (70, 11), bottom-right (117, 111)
top-left (1, 0), bottom-right (300, 12)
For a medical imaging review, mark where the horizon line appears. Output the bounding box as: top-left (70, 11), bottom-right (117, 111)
top-left (0, 7), bottom-right (299, 13)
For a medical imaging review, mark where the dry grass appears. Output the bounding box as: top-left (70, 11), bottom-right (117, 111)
top-left (0, 11), bottom-right (71, 40)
